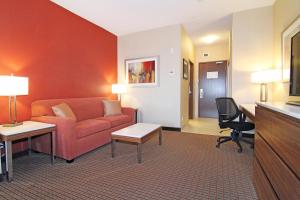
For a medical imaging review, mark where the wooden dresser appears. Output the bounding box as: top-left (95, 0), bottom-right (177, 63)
top-left (254, 103), bottom-right (300, 200)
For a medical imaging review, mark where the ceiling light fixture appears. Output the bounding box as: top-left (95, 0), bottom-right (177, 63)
top-left (201, 35), bottom-right (219, 44)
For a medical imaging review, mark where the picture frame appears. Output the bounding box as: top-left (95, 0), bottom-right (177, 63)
top-left (282, 16), bottom-right (300, 81)
top-left (183, 58), bottom-right (189, 80)
top-left (125, 56), bottom-right (159, 86)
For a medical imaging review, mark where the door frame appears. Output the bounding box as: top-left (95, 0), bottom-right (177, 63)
top-left (189, 60), bottom-right (194, 119)
top-left (198, 60), bottom-right (228, 118)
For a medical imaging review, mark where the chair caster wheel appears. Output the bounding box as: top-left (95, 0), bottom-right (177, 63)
top-left (238, 149), bottom-right (242, 153)
top-left (216, 144), bottom-right (220, 148)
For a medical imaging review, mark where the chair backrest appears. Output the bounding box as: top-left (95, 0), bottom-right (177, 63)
top-left (215, 97), bottom-right (240, 123)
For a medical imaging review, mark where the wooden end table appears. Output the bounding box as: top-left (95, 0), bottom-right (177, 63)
top-left (111, 123), bottom-right (162, 163)
top-left (0, 121), bottom-right (56, 182)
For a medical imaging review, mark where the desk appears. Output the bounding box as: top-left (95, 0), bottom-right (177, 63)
top-left (254, 103), bottom-right (300, 199)
top-left (240, 104), bottom-right (255, 121)
top-left (0, 121), bottom-right (56, 182)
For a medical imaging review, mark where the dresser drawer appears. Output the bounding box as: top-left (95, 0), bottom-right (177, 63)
top-left (272, 114), bottom-right (300, 177)
top-left (255, 133), bottom-right (300, 200)
top-left (255, 106), bottom-right (300, 177)
top-left (255, 106), bottom-right (273, 137)
top-left (253, 157), bottom-right (278, 200)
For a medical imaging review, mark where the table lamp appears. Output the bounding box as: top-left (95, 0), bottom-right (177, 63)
top-left (251, 69), bottom-right (281, 102)
top-left (0, 75), bottom-right (29, 127)
top-left (112, 84), bottom-right (126, 102)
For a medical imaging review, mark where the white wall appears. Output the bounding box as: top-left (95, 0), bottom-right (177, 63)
top-left (195, 43), bottom-right (229, 63)
top-left (194, 43), bottom-right (230, 117)
top-left (231, 6), bottom-right (274, 104)
top-left (181, 27), bottom-right (195, 126)
top-left (272, 0), bottom-right (300, 102)
top-left (118, 25), bottom-right (182, 128)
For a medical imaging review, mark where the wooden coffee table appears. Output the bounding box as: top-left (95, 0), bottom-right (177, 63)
top-left (111, 123), bottom-right (162, 163)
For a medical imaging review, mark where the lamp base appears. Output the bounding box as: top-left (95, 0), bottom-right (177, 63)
top-left (260, 83), bottom-right (268, 102)
top-left (2, 122), bottom-right (23, 127)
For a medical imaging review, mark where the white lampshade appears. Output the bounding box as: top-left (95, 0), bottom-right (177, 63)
top-left (0, 75), bottom-right (29, 96)
top-left (251, 69), bottom-right (281, 84)
top-left (112, 84), bottom-right (126, 94)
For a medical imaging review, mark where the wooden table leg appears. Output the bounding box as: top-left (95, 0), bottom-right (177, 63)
top-left (137, 143), bottom-right (142, 163)
top-left (111, 139), bottom-right (115, 158)
top-left (5, 141), bottom-right (13, 182)
top-left (51, 130), bottom-right (56, 164)
top-left (159, 128), bottom-right (162, 145)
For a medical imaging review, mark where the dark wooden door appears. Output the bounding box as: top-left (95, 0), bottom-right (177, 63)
top-left (198, 61), bottom-right (227, 118)
top-left (189, 61), bottom-right (194, 119)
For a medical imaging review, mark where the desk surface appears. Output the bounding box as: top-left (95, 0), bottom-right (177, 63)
top-left (256, 102), bottom-right (300, 120)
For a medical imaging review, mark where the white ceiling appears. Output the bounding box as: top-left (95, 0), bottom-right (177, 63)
top-left (51, 0), bottom-right (275, 45)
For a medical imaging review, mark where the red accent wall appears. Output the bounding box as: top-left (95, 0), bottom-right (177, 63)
top-left (0, 0), bottom-right (117, 123)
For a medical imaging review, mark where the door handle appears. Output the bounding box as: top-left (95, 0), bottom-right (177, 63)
top-left (200, 89), bottom-right (204, 99)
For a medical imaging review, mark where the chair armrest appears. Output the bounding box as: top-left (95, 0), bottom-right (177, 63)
top-left (219, 114), bottom-right (229, 122)
top-left (219, 114), bottom-right (229, 116)
top-left (238, 111), bottom-right (246, 122)
top-left (122, 107), bottom-right (137, 123)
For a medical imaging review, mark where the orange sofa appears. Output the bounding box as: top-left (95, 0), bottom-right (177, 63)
top-left (31, 97), bottom-right (136, 162)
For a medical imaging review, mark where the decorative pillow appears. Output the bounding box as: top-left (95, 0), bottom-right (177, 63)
top-left (52, 103), bottom-right (77, 121)
top-left (103, 100), bottom-right (122, 116)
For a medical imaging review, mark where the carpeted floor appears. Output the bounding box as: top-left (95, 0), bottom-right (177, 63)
top-left (0, 132), bottom-right (257, 200)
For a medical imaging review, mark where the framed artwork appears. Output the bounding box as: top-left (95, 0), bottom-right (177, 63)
top-left (125, 56), bottom-right (159, 86)
top-left (183, 58), bottom-right (189, 80)
top-left (282, 16), bottom-right (300, 81)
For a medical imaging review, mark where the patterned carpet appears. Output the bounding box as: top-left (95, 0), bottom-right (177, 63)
top-left (0, 132), bottom-right (257, 200)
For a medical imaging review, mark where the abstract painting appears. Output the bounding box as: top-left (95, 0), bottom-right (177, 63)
top-left (125, 56), bottom-right (158, 86)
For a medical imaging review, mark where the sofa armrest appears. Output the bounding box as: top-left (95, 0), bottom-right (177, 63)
top-left (31, 116), bottom-right (77, 160)
top-left (122, 107), bottom-right (137, 123)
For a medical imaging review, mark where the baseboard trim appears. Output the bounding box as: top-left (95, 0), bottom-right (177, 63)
top-left (12, 150), bottom-right (29, 159)
top-left (162, 127), bottom-right (181, 132)
top-left (1, 150), bottom-right (29, 162)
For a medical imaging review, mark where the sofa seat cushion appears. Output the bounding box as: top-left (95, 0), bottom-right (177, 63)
top-left (75, 119), bottom-right (111, 139)
top-left (97, 114), bottom-right (131, 127)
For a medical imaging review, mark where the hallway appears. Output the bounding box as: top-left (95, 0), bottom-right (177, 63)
top-left (182, 118), bottom-right (231, 136)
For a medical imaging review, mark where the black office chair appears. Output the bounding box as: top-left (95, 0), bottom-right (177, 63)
top-left (215, 97), bottom-right (254, 153)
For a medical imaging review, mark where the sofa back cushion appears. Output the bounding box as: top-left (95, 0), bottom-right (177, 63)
top-left (32, 97), bottom-right (107, 121)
